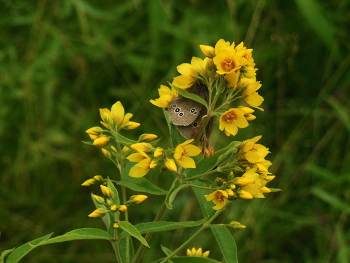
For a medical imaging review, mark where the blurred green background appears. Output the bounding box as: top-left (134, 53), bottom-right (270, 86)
top-left (1, 0), bottom-right (349, 262)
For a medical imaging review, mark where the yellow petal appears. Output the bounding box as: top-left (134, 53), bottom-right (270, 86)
top-left (183, 144), bottom-right (202, 156)
top-left (111, 101), bottom-right (125, 124)
top-left (177, 63), bottom-right (196, 76)
top-left (177, 156), bottom-right (196, 168)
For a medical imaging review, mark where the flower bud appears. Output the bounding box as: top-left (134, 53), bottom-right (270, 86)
top-left (113, 223), bottom-right (120, 229)
top-left (110, 205), bottom-right (118, 211)
top-left (165, 158), bottom-right (177, 172)
top-left (93, 135), bottom-right (110, 147)
top-left (102, 148), bottom-right (112, 159)
top-left (130, 195), bottom-right (148, 204)
top-left (92, 194), bottom-right (105, 204)
top-left (118, 205), bottom-right (127, 212)
top-left (153, 147), bottom-right (164, 157)
top-left (238, 190), bottom-right (253, 199)
top-left (100, 185), bottom-right (114, 198)
top-left (199, 45), bottom-right (215, 58)
top-left (150, 160), bottom-right (158, 169)
top-left (94, 175), bottom-right (103, 181)
top-left (88, 208), bottom-right (107, 218)
top-left (226, 189), bottom-right (234, 196)
top-left (130, 143), bottom-right (153, 153)
top-left (260, 187), bottom-right (272, 194)
top-left (233, 177), bottom-right (252, 186)
top-left (122, 121), bottom-right (141, 130)
top-left (121, 146), bottom-right (129, 153)
top-left (81, 178), bottom-right (96, 186)
top-left (230, 221), bottom-right (246, 229)
top-left (88, 134), bottom-right (99, 140)
top-left (86, 126), bottom-right (104, 135)
top-left (139, 133), bottom-right (158, 142)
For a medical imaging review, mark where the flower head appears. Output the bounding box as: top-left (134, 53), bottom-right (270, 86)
top-left (127, 150), bottom-right (153, 178)
top-left (174, 139), bottom-right (201, 168)
top-left (205, 190), bottom-right (228, 210)
top-left (100, 101), bottom-right (140, 131)
top-left (187, 247), bottom-right (210, 258)
top-left (219, 108), bottom-right (249, 136)
top-left (242, 136), bottom-right (269, 163)
top-left (239, 168), bottom-right (269, 198)
top-left (150, 85), bottom-right (177, 108)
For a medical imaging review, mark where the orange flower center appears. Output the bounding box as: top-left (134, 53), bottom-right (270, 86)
top-left (222, 59), bottom-right (236, 72)
top-left (216, 194), bottom-right (226, 202)
top-left (250, 146), bottom-right (258, 152)
top-left (224, 112), bottom-right (236, 123)
top-left (181, 149), bottom-right (188, 157)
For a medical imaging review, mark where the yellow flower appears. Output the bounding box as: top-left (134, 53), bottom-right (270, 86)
top-left (205, 190), bottom-right (228, 210)
top-left (126, 150), bottom-right (153, 178)
top-left (238, 190), bottom-right (253, 199)
top-left (88, 208), bottom-right (107, 218)
top-left (139, 133), bottom-right (158, 142)
top-left (130, 142), bottom-right (153, 153)
top-left (187, 247), bottom-right (210, 258)
top-left (150, 85), bottom-right (178, 108)
top-left (241, 66), bottom-right (257, 79)
top-left (174, 139), bottom-right (202, 168)
top-left (118, 205), bottom-right (128, 212)
top-left (234, 42), bottom-right (255, 67)
top-left (130, 195), bottom-right (148, 204)
top-left (100, 185), bottom-right (114, 198)
top-left (154, 147), bottom-right (165, 157)
top-left (243, 81), bottom-right (264, 110)
top-left (238, 106), bottom-right (256, 121)
top-left (199, 44), bottom-right (215, 57)
top-left (213, 50), bottom-right (241, 75)
top-left (173, 57), bottom-right (208, 89)
top-left (100, 101), bottom-right (140, 130)
top-left (93, 135), bottom-right (110, 146)
top-left (165, 158), bottom-right (177, 171)
top-left (219, 108), bottom-right (249, 136)
top-left (240, 168), bottom-right (268, 198)
top-left (242, 136), bottom-right (269, 163)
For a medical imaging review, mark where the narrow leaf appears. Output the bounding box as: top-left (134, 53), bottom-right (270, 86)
top-left (192, 179), bottom-right (215, 218)
top-left (171, 85), bottom-right (209, 109)
top-left (168, 184), bottom-right (189, 208)
top-left (211, 225), bottom-right (238, 263)
top-left (120, 218), bottom-right (207, 238)
top-left (119, 221), bottom-right (149, 247)
top-left (116, 133), bottom-right (138, 147)
top-left (37, 228), bottom-right (112, 246)
top-left (165, 179), bottom-right (181, 209)
top-left (118, 176), bottom-right (167, 195)
top-left (0, 248), bottom-right (15, 262)
top-left (161, 245), bottom-right (173, 256)
top-left (119, 236), bottom-right (134, 263)
top-left (5, 233), bottom-right (52, 263)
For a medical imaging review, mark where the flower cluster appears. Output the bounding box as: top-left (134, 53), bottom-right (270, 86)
top-left (126, 139), bottom-right (201, 178)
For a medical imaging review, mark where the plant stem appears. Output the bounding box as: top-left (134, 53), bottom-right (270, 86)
top-left (132, 202), bottom-right (167, 263)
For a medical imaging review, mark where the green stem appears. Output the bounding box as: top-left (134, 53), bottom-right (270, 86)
top-left (182, 169), bottom-right (218, 182)
top-left (132, 202), bottom-right (167, 263)
top-left (188, 184), bottom-right (217, 190)
top-left (160, 209), bottom-right (225, 263)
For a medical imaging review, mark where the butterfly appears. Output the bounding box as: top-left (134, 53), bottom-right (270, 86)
top-left (167, 83), bottom-right (212, 139)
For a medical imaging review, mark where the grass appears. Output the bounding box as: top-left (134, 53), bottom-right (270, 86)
top-left (0, 0), bottom-right (349, 262)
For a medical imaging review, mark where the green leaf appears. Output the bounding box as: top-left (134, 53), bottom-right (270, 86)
top-left (90, 193), bottom-right (113, 236)
top-left (167, 184), bottom-right (189, 209)
top-left (161, 245), bottom-right (173, 256)
top-left (165, 179), bottom-right (181, 209)
top-left (163, 108), bottom-right (179, 148)
top-left (119, 221), bottom-right (149, 247)
top-left (115, 133), bottom-right (138, 147)
top-left (191, 179), bottom-right (215, 218)
top-left (5, 233), bottom-right (52, 263)
top-left (107, 177), bottom-right (120, 205)
top-left (152, 257), bottom-right (221, 263)
top-left (211, 225), bottom-right (238, 263)
top-left (0, 247), bottom-right (15, 262)
top-left (120, 218), bottom-right (207, 238)
top-left (311, 187), bottom-right (350, 214)
top-left (118, 176), bottom-right (167, 195)
top-left (119, 237), bottom-right (134, 263)
top-left (37, 228), bottom-right (112, 246)
top-left (171, 84), bottom-right (209, 109)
